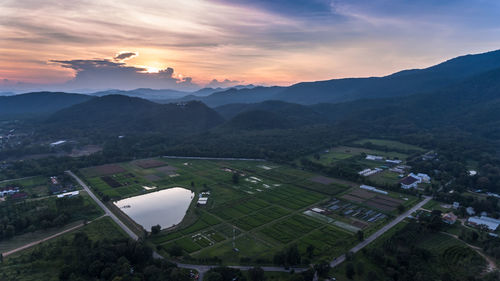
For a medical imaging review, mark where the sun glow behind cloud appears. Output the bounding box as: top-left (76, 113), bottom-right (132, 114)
top-left (1, 0), bottom-right (500, 92)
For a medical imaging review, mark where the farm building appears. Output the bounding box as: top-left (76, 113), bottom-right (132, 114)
top-left (409, 173), bottom-right (431, 183)
top-left (400, 175), bottom-right (419, 189)
top-left (0, 186), bottom-right (19, 197)
top-left (386, 159), bottom-right (402, 164)
top-left (468, 216), bottom-right (500, 231)
top-left (50, 140), bottom-right (67, 147)
top-left (442, 212), bottom-right (458, 224)
top-left (57, 191), bottom-right (79, 198)
top-left (359, 185), bottom-right (388, 195)
top-left (366, 155), bottom-right (383, 161)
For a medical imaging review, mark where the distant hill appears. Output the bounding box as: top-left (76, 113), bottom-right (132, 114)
top-left (174, 49), bottom-right (500, 106)
top-left (44, 95), bottom-right (225, 136)
top-left (91, 88), bottom-right (190, 100)
top-left (310, 67), bottom-right (500, 138)
top-left (216, 100), bottom-right (325, 126)
top-left (0, 92), bottom-right (92, 119)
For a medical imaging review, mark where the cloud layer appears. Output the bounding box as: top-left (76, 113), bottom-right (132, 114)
top-left (1, 0), bottom-right (500, 92)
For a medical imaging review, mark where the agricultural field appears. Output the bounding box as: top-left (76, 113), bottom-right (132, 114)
top-left (79, 157), bottom-right (421, 265)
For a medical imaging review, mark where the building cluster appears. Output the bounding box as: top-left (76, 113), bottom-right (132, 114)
top-left (400, 173), bottom-right (431, 189)
top-left (358, 168), bottom-right (382, 177)
top-left (197, 191), bottom-right (210, 205)
top-left (365, 154), bottom-right (403, 164)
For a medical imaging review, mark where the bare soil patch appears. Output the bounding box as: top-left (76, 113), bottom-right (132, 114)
top-left (310, 176), bottom-right (335, 185)
top-left (134, 159), bottom-right (168, 169)
top-left (82, 164), bottom-right (126, 177)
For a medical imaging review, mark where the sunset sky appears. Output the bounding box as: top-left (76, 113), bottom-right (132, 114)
top-left (1, 0), bottom-right (500, 92)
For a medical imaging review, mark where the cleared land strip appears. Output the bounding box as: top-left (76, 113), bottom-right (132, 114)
top-left (65, 170), bottom-right (139, 240)
top-left (330, 196), bottom-right (432, 268)
top-left (3, 222), bottom-right (84, 257)
top-left (163, 156), bottom-right (265, 161)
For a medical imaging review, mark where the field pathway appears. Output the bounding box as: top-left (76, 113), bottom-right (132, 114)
top-left (2, 222), bottom-right (84, 257)
top-left (330, 196), bottom-right (432, 268)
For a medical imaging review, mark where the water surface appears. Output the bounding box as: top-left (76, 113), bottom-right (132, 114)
top-left (114, 187), bottom-right (194, 231)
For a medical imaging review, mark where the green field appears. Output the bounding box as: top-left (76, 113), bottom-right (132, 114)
top-left (353, 139), bottom-right (424, 152)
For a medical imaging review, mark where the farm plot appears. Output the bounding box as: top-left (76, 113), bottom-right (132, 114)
top-left (133, 159), bottom-right (168, 169)
top-left (80, 164), bottom-right (126, 177)
top-left (341, 188), bottom-right (404, 212)
top-left (259, 215), bottom-right (323, 244)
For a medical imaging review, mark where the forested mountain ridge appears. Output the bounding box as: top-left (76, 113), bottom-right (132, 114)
top-left (0, 92), bottom-right (93, 119)
top-left (172, 49), bottom-right (500, 106)
top-left (43, 95), bottom-right (225, 136)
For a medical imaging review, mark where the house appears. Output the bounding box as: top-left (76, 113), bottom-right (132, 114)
top-left (442, 212), bottom-right (458, 224)
top-left (468, 216), bottom-right (500, 231)
top-left (409, 173), bottom-right (431, 183)
top-left (400, 175), bottom-right (419, 189)
top-left (453, 202), bottom-right (460, 209)
top-left (366, 155), bottom-right (383, 161)
top-left (466, 207), bottom-right (475, 216)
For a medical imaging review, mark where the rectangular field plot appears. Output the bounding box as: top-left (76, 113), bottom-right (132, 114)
top-left (298, 227), bottom-right (354, 257)
top-left (341, 188), bottom-right (404, 212)
top-left (193, 234), bottom-right (273, 261)
top-left (80, 164), bottom-right (126, 177)
top-left (133, 159), bottom-right (168, 169)
top-left (259, 215), bottom-right (323, 244)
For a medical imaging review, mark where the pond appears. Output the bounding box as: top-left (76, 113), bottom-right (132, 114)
top-left (113, 187), bottom-right (194, 231)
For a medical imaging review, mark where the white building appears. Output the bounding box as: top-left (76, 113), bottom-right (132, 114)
top-left (57, 191), bottom-right (79, 198)
top-left (360, 185), bottom-right (388, 195)
top-left (365, 155), bottom-right (383, 161)
top-left (468, 216), bottom-right (500, 231)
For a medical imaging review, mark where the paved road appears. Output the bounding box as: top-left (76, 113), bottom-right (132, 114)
top-left (330, 196), bottom-right (432, 267)
top-left (65, 170), bottom-right (139, 240)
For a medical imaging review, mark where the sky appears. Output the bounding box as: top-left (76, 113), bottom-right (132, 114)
top-left (1, 0), bottom-right (500, 93)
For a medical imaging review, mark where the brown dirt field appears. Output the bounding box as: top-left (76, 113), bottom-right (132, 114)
top-left (364, 200), bottom-right (395, 212)
top-left (349, 189), bottom-right (376, 200)
top-left (82, 164), bottom-right (126, 177)
top-left (341, 194), bottom-right (365, 204)
top-left (144, 174), bottom-right (161, 181)
top-left (350, 219), bottom-right (368, 229)
top-left (372, 195), bottom-right (403, 206)
top-left (134, 159), bottom-right (168, 169)
top-left (310, 176), bottom-right (335, 185)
